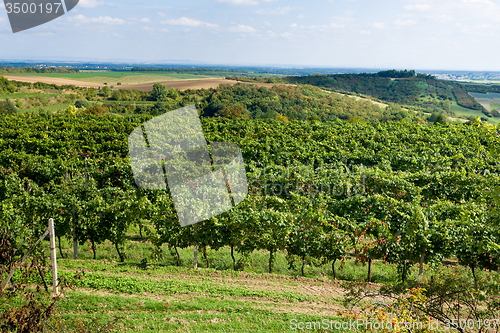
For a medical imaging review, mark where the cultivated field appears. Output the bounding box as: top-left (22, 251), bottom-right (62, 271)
top-left (470, 92), bottom-right (500, 111)
top-left (1, 74), bottom-right (282, 92)
top-left (0, 72), bottom-right (213, 85)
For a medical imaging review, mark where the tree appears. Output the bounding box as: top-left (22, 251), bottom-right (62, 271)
top-left (168, 88), bottom-right (179, 99)
top-left (102, 86), bottom-right (110, 97)
top-left (152, 83), bottom-right (168, 101)
top-left (86, 88), bottom-right (96, 101)
top-left (111, 90), bottom-right (122, 101)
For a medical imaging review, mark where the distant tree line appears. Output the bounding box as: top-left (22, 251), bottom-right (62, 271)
top-left (460, 83), bottom-right (500, 94)
top-left (0, 66), bottom-right (78, 74)
top-left (132, 67), bottom-right (242, 74)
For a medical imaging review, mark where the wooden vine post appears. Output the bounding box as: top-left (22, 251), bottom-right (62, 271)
top-left (193, 223), bottom-right (198, 269)
top-left (49, 218), bottom-right (59, 295)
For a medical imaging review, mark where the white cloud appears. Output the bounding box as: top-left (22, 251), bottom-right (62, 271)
top-left (461, 0), bottom-right (494, 4)
top-left (408, 0), bottom-right (500, 24)
top-left (255, 7), bottom-right (299, 15)
top-left (158, 12), bottom-right (166, 17)
top-left (291, 23), bottom-right (298, 28)
top-left (215, 0), bottom-right (277, 5)
top-left (306, 23), bottom-right (345, 31)
top-left (142, 26), bottom-right (155, 31)
top-left (372, 22), bottom-right (385, 29)
top-left (229, 24), bottom-right (256, 32)
top-left (394, 19), bottom-right (416, 26)
top-left (404, 4), bottom-right (431, 11)
top-left (68, 14), bottom-right (126, 25)
top-left (78, 0), bottom-right (103, 8)
top-left (162, 17), bottom-right (218, 28)
top-left (159, 28), bottom-right (169, 32)
top-left (130, 17), bottom-right (151, 23)
top-left (266, 30), bottom-right (294, 39)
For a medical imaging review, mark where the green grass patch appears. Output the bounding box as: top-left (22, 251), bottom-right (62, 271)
top-left (0, 92), bottom-right (61, 99)
top-left (48, 292), bottom-right (340, 332)
top-left (19, 102), bottom-right (72, 114)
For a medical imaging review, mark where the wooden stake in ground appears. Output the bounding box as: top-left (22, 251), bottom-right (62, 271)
top-left (193, 224), bottom-right (198, 269)
top-left (49, 218), bottom-right (58, 295)
top-left (72, 205), bottom-right (78, 259)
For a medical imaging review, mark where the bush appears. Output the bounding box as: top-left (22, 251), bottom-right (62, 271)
top-left (342, 268), bottom-right (500, 333)
top-left (429, 112), bottom-right (448, 124)
top-left (0, 99), bottom-right (17, 114)
top-left (0, 230), bottom-right (56, 333)
top-left (81, 105), bottom-right (108, 116)
top-left (74, 100), bottom-right (89, 109)
top-left (111, 90), bottom-right (121, 101)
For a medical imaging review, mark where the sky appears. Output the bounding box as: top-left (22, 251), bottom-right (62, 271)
top-left (0, 0), bottom-right (499, 70)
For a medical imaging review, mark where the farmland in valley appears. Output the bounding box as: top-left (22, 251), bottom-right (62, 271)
top-left (0, 71), bottom-right (219, 88)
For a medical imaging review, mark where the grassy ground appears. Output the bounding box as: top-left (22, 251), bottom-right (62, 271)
top-left (0, 221), bottom-right (479, 332)
top-left (48, 260), bottom-right (345, 332)
top-left (2, 223), bottom-right (497, 333)
top-left (451, 104), bottom-right (500, 125)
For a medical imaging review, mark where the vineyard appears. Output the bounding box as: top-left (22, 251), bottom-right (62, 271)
top-left (1, 113), bottom-right (500, 277)
top-left (2, 110), bottom-right (500, 331)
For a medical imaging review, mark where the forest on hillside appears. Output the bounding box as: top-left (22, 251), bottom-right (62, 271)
top-left (230, 70), bottom-right (490, 118)
top-left (283, 72), bottom-right (485, 112)
top-left (0, 76), bottom-right (424, 124)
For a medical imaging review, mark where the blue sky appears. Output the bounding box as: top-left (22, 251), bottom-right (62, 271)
top-left (1, 0), bottom-right (499, 70)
